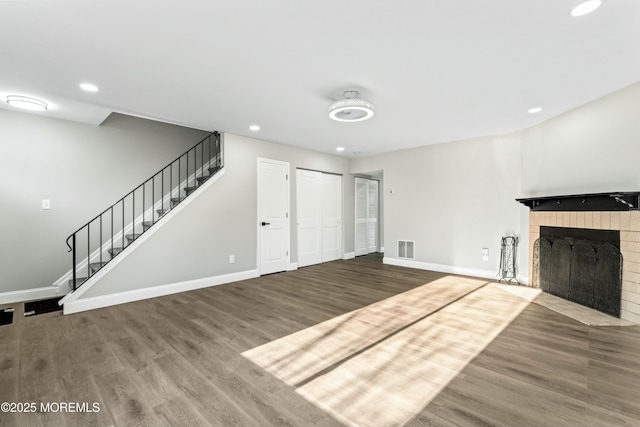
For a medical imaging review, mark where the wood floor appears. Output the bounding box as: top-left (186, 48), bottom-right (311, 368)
top-left (1, 254), bottom-right (639, 426)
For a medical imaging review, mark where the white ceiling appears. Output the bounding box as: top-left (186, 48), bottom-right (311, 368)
top-left (1, 0), bottom-right (639, 157)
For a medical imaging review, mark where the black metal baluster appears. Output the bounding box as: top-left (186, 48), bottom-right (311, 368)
top-left (143, 182), bottom-right (146, 232)
top-left (111, 206), bottom-right (114, 258)
top-left (152, 174), bottom-right (155, 222)
top-left (72, 234), bottom-right (76, 291)
top-left (162, 169), bottom-right (165, 218)
top-left (100, 215), bottom-right (103, 267)
top-left (87, 226), bottom-right (90, 278)
top-left (132, 192), bottom-right (135, 242)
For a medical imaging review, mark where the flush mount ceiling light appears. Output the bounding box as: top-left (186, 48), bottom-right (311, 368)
top-left (6, 95), bottom-right (48, 111)
top-left (329, 91), bottom-right (374, 122)
top-left (570, 0), bottom-right (603, 17)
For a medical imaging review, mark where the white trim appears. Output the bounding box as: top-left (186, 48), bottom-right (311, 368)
top-left (63, 269), bottom-right (259, 314)
top-left (0, 286), bottom-right (60, 305)
top-left (379, 246), bottom-right (384, 253)
top-left (287, 262), bottom-right (298, 271)
top-left (343, 252), bottom-right (355, 260)
top-left (60, 169), bottom-right (226, 305)
top-left (383, 257), bottom-right (498, 281)
top-left (52, 156), bottom-right (220, 290)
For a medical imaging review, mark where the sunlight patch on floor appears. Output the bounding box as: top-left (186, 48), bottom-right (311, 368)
top-left (243, 278), bottom-right (533, 427)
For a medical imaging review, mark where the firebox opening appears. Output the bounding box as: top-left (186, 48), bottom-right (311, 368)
top-left (533, 226), bottom-right (622, 318)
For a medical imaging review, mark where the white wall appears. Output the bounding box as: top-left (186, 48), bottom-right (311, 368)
top-left (76, 133), bottom-right (353, 299)
top-left (521, 82), bottom-right (640, 196)
top-left (351, 134), bottom-right (522, 279)
top-left (0, 110), bottom-right (209, 294)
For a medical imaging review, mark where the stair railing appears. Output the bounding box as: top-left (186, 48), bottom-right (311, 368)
top-left (65, 131), bottom-right (222, 292)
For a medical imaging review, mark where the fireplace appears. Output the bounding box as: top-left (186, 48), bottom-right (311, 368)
top-left (533, 226), bottom-right (622, 317)
top-left (517, 192), bottom-right (640, 323)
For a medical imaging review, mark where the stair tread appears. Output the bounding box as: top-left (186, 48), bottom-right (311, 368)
top-left (89, 261), bottom-right (108, 267)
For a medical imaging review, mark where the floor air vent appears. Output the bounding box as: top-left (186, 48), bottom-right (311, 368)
top-left (398, 240), bottom-right (415, 259)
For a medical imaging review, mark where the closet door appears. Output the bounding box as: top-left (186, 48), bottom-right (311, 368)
top-left (355, 177), bottom-right (378, 256)
top-left (297, 170), bottom-right (322, 267)
top-left (321, 173), bottom-right (342, 262)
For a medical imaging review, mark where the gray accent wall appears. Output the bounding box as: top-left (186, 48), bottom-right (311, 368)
top-left (78, 133), bottom-right (353, 298)
top-left (0, 110), bottom-right (209, 293)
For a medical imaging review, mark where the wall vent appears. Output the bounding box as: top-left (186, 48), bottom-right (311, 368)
top-left (398, 240), bottom-right (415, 259)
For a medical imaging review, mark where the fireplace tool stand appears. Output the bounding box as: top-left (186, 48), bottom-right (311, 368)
top-left (498, 235), bottom-right (519, 284)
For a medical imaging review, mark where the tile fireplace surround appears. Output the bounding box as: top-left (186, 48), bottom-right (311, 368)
top-left (528, 210), bottom-right (640, 323)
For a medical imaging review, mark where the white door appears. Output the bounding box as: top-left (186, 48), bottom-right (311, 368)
top-left (258, 158), bottom-right (289, 275)
top-left (297, 169), bottom-right (322, 267)
top-left (321, 173), bottom-right (342, 262)
top-left (297, 170), bottom-right (342, 267)
top-left (355, 177), bottom-right (378, 256)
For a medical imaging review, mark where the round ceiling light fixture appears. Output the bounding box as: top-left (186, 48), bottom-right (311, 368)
top-left (6, 95), bottom-right (48, 111)
top-left (328, 91), bottom-right (374, 122)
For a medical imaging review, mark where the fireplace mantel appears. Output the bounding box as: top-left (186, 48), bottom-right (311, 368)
top-left (517, 192), bottom-right (640, 212)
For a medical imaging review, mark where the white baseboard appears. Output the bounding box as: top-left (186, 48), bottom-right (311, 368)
top-left (343, 252), bottom-right (355, 260)
top-left (287, 262), bottom-right (298, 271)
top-left (63, 269), bottom-right (259, 315)
top-left (0, 286), bottom-right (61, 305)
top-left (383, 257), bottom-right (499, 281)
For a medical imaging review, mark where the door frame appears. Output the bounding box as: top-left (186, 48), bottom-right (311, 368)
top-left (257, 157), bottom-right (290, 275)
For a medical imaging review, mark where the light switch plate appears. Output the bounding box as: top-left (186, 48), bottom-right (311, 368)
top-left (42, 199), bottom-right (51, 210)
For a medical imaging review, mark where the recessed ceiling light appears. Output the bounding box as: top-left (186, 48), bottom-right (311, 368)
top-left (80, 83), bottom-right (99, 92)
top-left (528, 107), bottom-right (543, 114)
top-left (249, 125), bottom-right (260, 131)
top-left (570, 0), bottom-right (603, 17)
top-left (336, 147), bottom-right (345, 152)
top-left (6, 95), bottom-right (48, 111)
top-left (329, 91), bottom-right (375, 122)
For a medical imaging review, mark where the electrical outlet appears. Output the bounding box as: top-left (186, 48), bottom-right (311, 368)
top-left (482, 248), bottom-right (489, 262)
top-left (42, 199), bottom-right (51, 210)
top-left (229, 255), bottom-right (235, 264)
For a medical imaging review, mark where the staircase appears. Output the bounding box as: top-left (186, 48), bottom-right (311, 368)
top-left (65, 131), bottom-right (223, 292)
